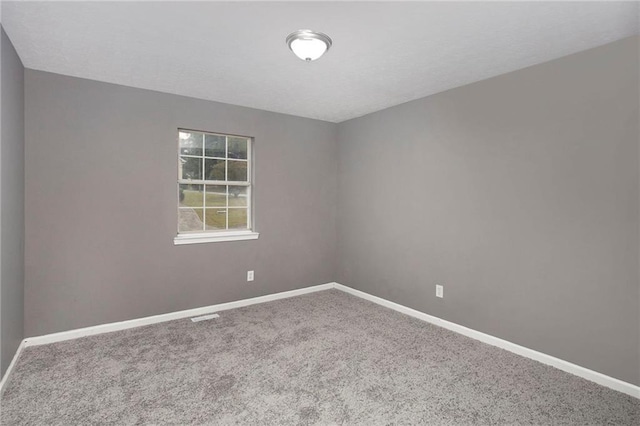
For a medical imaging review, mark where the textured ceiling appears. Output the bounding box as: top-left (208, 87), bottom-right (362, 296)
top-left (2, 1), bottom-right (638, 122)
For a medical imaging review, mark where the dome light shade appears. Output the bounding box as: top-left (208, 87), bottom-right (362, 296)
top-left (286, 30), bottom-right (332, 61)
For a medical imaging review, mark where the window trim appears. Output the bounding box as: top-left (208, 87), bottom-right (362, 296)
top-left (174, 230), bottom-right (260, 245)
top-left (174, 129), bottom-right (258, 245)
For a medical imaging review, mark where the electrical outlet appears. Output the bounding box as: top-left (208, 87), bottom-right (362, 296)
top-left (436, 285), bottom-right (444, 298)
top-left (247, 270), bottom-right (254, 282)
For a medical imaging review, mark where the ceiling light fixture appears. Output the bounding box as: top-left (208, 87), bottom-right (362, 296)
top-left (286, 29), bottom-right (332, 62)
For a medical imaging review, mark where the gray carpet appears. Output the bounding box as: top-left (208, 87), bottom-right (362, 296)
top-left (1, 289), bottom-right (638, 425)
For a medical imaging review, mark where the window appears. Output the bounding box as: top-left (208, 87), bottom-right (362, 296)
top-left (174, 129), bottom-right (258, 244)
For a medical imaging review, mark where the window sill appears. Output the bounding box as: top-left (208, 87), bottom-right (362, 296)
top-left (174, 231), bottom-right (260, 245)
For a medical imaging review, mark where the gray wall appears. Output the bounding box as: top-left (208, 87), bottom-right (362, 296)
top-left (22, 36), bottom-right (640, 386)
top-left (25, 70), bottom-right (337, 337)
top-left (0, 27), bottom-right (25, 376)
top-left (337, 36), bottom-right (640, 385)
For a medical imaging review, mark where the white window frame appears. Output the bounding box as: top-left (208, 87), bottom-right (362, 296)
top-left (174, 129), bottom-right (259, 245)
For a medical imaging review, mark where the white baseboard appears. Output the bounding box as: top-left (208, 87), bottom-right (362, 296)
top-left (333, 283), bottom-right (640, 399)
top-left (5, 281), bottom-right (638, 400)
top-left (24, 283), bottom-right (334, 347)
top-left (0, 340), bottom-right (25, 399)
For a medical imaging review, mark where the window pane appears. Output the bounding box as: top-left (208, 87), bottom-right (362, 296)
top-left (179, 131), bottom-right (203, 156)
top-left (179, 208), bottom-right (204, 232)
top-left (227, 160), bottom-right (247, 181)
top-left (180, 157), bottom-right (202, 180)
top-left (205, 185), bottom-right (226, 207)
top-left (228, 137), bottom-right (248, 159)
top-left (179, 184), bottom-right (204, 208)
top-left (205, 134), bottom-right (225, 158)
top-left (228, 208), bottom-right (248, 229)
top-left (177, 130), bottom-right (252, 236)
top-left (205, 208), bottom-right (227, 230)
top-left (228, 186), bottom-right (247, 207)
top-left (205, 159), bottom-right (225, 180)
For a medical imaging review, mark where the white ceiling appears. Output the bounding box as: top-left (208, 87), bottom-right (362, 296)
top-left (2, 1), bottom-right (638, 123)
